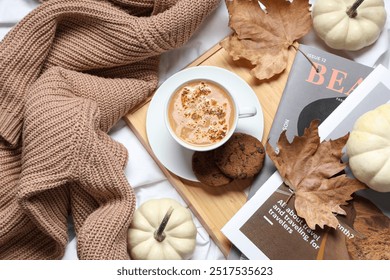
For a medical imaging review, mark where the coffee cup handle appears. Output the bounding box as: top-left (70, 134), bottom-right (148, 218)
top-left (238, 106), bottom-right (257, 118)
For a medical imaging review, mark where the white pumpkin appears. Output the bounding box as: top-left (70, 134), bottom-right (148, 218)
top-left (346, 104), bottom-right (390, 192)
top-left (312, 0), bottom-right (387, 51)
top-left (127, 198), bottom-right (197, 260)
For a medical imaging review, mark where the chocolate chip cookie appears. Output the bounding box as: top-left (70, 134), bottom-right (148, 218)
top-left (214, 133), bottom-right (265, 179)
top-left (192, 151), bottom-right (232, 187)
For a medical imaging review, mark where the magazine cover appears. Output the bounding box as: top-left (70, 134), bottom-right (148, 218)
top-left (247, 44), bottom-right (373, 199)
top-left (223, 65), bottom-right (390, 260)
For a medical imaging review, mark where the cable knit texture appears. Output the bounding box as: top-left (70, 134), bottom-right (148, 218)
top-left (0, 0), bottom-right (220, 259)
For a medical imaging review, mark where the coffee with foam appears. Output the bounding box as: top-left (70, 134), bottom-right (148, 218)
top-left (167, 80), bottom-right (235, 147)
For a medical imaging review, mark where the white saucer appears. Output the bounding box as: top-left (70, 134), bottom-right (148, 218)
top-left (146, 66), bottom-right (264, 182)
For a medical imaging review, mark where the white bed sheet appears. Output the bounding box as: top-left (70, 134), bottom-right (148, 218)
top-left (1, 0), bottom-right (389, 260)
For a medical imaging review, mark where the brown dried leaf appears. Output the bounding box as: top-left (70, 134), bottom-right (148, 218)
top-left (346, 196), bottom-right (390, 260)
top-left (266, 120), bottom-right (367, 230)
top-left (221, 0), bottom-right (312, 80)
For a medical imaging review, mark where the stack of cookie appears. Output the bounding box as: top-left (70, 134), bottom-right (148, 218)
top-left (192, 133), bottom-right (265, 187)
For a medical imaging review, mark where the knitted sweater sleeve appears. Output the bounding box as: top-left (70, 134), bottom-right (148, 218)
top-left (18, 67), bottom-right (138, 259)
top-left (0, 0), bottom-right (220, 145)
top-left (0, 0), bottom-right (220, 260)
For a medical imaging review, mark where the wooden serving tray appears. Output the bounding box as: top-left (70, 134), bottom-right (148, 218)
top-left (124, 43), bottom-right (296, 257)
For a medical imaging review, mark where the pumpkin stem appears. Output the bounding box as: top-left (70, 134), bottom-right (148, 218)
top-left (154, 206), bottom-right (174, 242)
top-left (346, 0), bottom-right (364, 18)
top-left (291, 44), bottom-right (320, 73)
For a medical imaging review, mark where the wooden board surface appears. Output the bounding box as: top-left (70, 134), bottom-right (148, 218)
top-left (124, 43), bottom-right (296, 257)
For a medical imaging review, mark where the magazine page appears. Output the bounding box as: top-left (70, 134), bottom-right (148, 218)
top-left (247, 44), bottom-right (372, 199)
top-left (222, 65), bottom-right (390, 260)
top-left (229, 44), bottom-right (373, 260)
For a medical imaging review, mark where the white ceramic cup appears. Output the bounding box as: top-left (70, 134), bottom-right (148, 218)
top-left (165, 79), bottom-right (257, 152)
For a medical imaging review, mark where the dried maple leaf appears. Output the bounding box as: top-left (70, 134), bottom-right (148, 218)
top-left (346, 196), bottom-right (390, 260)
top-left (221, 0), bottom-right (312, 80)
top-left (266, 120), bottom-right (367, 230)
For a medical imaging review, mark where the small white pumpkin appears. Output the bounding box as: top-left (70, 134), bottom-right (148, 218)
top-left (312, 0), bottom-right (387, 51)
top-left (127, 198), bottom-right (197, 260)
top-left (346, 104), bottom-right (390, 192)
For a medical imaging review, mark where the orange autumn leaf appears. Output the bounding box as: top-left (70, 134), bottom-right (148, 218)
top-left (266, 120), bottom-right (367, 230)
top-left (221, 0), bottom-right (312, 80)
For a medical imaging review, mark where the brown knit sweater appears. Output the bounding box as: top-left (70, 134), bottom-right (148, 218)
top-left (0, 0), bottom-right (219, 260)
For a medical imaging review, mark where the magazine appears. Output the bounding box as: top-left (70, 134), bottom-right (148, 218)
top-left (247, 44), bottom-right (372, 199)
top-left (222, 65), bottom-right (390, 260)
top-left (228, 44), bottom-right (373, 260)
